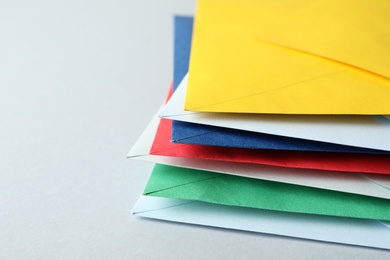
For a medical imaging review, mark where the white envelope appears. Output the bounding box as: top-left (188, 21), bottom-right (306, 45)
top-left (133, 195), bottom-right (390, 250)
top-left (160, 74), bottom-right (390, 152)
top-left (127, 108), bottom-right (390, 199)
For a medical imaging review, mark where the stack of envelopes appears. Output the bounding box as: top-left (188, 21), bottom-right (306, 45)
top-left (128, 0), bottom-right (390, 250)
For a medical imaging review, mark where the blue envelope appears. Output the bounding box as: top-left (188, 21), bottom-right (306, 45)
top-left (171, 16), bottom-right (388, 154)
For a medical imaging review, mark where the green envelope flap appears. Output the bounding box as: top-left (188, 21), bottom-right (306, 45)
top-left (144, 164), bottom-right (390, 221)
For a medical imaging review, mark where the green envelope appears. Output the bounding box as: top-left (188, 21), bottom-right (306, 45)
top-left (144, 164), bottom-right (390, 221)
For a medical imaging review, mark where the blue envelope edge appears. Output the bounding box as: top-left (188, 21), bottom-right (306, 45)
top-left (174, 16), bottom-right (193, 92)
top-left (171, 120), bottom-right (389, 154)
top-left (171, 16), bottom-right (389, 154)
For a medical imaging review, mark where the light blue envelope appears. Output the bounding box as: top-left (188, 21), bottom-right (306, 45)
top-left (133, 196), bottom-right (390, 250)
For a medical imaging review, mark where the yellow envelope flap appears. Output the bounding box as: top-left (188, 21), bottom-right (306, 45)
top-left (254, 0), bottom-right (390, 79)
top-left (185, 0), bottom-right (390, 114)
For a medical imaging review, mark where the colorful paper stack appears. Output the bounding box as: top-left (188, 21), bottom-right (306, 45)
top-left (128, 0), bottom-right (390, 250)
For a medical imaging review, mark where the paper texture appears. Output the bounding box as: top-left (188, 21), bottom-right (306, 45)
top-left (185, 0), bottom-right (390, 114)
top-left (133, 196), bottom-right (390, 250)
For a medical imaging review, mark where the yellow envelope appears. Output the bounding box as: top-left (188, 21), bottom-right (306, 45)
top-left (185, 0), bottom-right (390, 114)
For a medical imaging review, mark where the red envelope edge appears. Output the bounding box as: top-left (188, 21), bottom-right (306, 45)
top-left (150, 82), bottom-right (390, 174)
top-left (150, 117), bottom-right (390, 175)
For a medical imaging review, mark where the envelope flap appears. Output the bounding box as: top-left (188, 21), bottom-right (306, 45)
top-left (364, 174), bottom-right (390, 190)
top-left (186, 0), bottom-right (390, 114)
top-left (127, 106), bottom-right (162, 158)
top-left (380, 221), bottom-right (390, 229)
top-left (143, 164), bottom-right (220, 194)
top-left (255, 0), bottom-right (390, 78)
top-left (132, 195), bottom-right (193, 214)
top-left (145, 164), bottom-right (390, 221)
top-left (133, 196), bottom-right (390, 250)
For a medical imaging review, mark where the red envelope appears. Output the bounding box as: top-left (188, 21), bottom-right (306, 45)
top-left (151, 86), bottom-right (390, 174)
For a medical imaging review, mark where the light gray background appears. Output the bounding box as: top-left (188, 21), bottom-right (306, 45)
top-left (0, 1), bottom-right (389, 259)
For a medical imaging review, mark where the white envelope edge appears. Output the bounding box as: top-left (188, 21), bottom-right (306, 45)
top-left (132, 195), bottom-right (390, 250)
top-left (127, 106), bottom-right (390, 199)
top-left (160, 74), bottom-right (390, 152)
